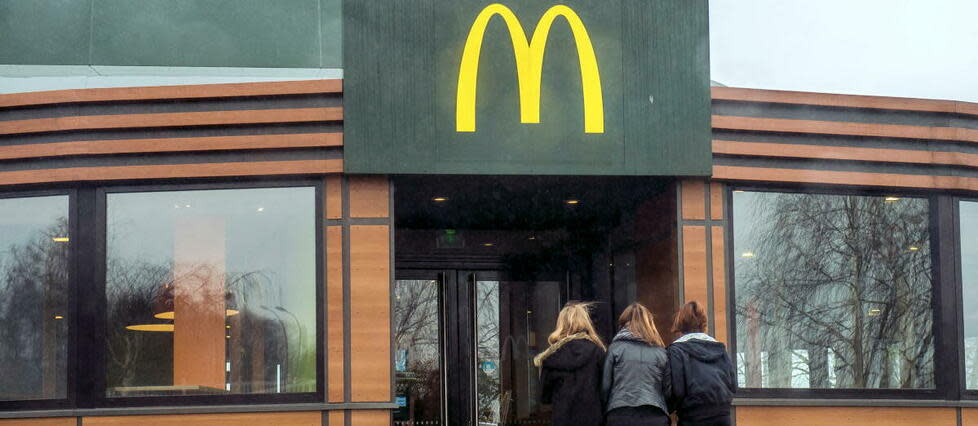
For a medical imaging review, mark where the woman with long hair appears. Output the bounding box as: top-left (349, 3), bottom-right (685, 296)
top-left (602, 302), bottom-right (671, 426)
top-left (667, 301), bottom-right (734, 426)
top-left (533, 302), bottom-right (606, 426)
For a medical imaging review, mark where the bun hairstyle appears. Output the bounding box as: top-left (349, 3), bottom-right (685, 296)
top-left (549, 302), bottom-right (606, 351)
top-left (618, 302), bottom-right (665, 347)
top-left (672, 301), bottom-right (709, 335)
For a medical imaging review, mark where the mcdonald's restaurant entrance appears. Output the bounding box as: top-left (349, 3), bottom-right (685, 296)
top-left (391, 176), bottom-right (680, 425)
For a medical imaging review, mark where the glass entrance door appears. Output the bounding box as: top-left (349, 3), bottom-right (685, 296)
top-left (393, 270), bottom-right (566, 426)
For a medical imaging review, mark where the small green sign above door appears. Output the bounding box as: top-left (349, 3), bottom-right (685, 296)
top-left (344, 0), bottom-right (711, 175)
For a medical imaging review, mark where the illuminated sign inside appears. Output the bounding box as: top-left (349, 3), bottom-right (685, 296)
top-left (344, 0), bottom-right (711, 176)
top-left (456, 4), bottom-right (603, 134)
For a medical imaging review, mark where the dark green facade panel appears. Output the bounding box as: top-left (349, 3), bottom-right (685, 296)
top-left (0, 0), bottom-right (93, 65)
top-left (0, 0), bottom-right (343, 68)
top-left (344, 0), bottom-right (712, 176)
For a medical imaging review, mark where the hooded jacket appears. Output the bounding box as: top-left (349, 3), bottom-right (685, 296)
top-left (535, 334), bottom-right (605, 426)
top-left (667, 334), bottom-right (735, 424)
top-left (601, 328), bottom-right (671, 415)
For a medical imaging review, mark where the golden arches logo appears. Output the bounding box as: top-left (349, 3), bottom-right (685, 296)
top-left (456, 4), bottom-right (604, 134)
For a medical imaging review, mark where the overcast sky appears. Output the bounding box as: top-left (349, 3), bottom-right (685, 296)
top-left (710, 0), bottom-right (978, 103)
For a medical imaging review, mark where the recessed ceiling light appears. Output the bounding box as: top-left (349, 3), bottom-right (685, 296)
top-left (909, 246), bottom-right (920, 251)
top-left (52, 237), bottom-right (69, 242)
top-left (733, 190), bottom-right (745, 193)
top-left (54, 315), bottom-right (64, 320)
top-left (528, 236), bottom-right (536, 240)
top-left (433, 197), bottom-right (448, 202)
top-left (741, 252), bottom-right (755, 258)
top-left (868, 308), bottom-right (882, 317)
top-left (257, 207), bottom-right (265, 212)
top-left (482, 242), bottom-right (494, 247)
top-left (565, 199), bottom-right (580, 205)
top-left (884, 196), bottom-right (901, 202)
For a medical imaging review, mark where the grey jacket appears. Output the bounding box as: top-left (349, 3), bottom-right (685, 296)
top-left (601, 328), bottom-right (671, 415)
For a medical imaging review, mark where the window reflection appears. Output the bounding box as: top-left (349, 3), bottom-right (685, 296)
top-left (0, 195), bottom-right (69, 401)
top-left (733, 191), bottom-right (933, 389)
top-left (105, 187), bottom-right (317, 396)
top-left (476, 279), bottom-right (562, 425)
top-left (961, 201), bottom-right (978, 390)
top-left (393, 279), bottom-right (443, 425)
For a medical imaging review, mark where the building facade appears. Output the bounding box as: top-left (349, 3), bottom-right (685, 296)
top-left (1, 1), bottom-right (978, 426)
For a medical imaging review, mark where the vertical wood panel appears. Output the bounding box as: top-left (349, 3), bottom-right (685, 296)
top-left (682, 226), bottom-right (708, 307)
top-left (172, 216), bottom-right (226, 389)
top-left (326, 176), bottom-right (343, 220)
top-left (711, 226), bottom-right (727, 343)
top-left (964, 408), bottom-right (978, 426)
top-left (326, 226), bottom-right (345, 402)
top-left (348, 176), bottom-right (390, 218)
top-left (736, 407), bottom-right (956, 426)
top-left (350, 410), bottom-right (391, 426)
top-left (349, 225), bottom-right (392, 401)
top-left (327, 410), bottom-right (345, 426)
top-left (710, 182), bottom-right (724, 220)
top-left (681, 180), bottom-right (706, 220)
top-left (83, 412), bottom-right (321, 426)
top-left (0, 419), bottom-right (75, 426)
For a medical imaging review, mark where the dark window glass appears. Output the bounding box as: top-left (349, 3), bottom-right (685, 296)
top-left (732, 191), bottom-right (933, 389)
top-left (393, 279), bottom-right (443, 425)
top-left (105, 187), bottom-right (317, 397)
top-left (961, 201), bottom-right (978, 390)
top-left (0, 195), bottom-right (69, 401)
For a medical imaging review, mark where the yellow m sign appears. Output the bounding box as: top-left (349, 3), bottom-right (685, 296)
top-left (456, 4), bottom-right (604, 134)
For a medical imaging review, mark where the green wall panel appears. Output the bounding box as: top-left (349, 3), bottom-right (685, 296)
top-left (0, 0), bottom-right (92, 65)
top-left (0, 0), bottom-right (342, 68)
top-left (343, 0), bottom-right (711, 176)
top-left (91, 0), bottom-right (321, 67)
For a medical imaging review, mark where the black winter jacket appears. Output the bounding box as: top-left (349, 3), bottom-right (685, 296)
top-left (537, 337), bottom-right (606, 426)
top-left (667, 337), bottom-right (735, 425)
top-left (602, 329), bottom-right (671, 416)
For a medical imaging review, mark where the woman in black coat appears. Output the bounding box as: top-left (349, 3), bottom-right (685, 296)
top-left (534, 302), bottom-right (606, 426)
top-left (667, 301), bottom-right (735, 426)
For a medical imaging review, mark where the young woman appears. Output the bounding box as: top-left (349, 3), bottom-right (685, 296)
top-left (534, 302), bottom-right (606, 426)
top-left (667, 301), bottom-right (735, 426)
top-left (602, 302), bottom-right (671, 426)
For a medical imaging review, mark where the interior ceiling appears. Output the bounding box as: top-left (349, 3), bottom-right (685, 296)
top-left (393, 175), bottom-right (672, 230)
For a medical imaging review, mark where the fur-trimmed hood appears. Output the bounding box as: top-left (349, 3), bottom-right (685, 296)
top-left (533, 333), bottom-right (601, 368)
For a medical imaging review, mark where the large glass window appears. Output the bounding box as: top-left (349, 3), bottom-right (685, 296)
top-left (732, 191), bottom-right (934, 389)
top-left (961, 201), bottom-right (978, 390)
top-left (105, 187), bottom-right (317, 397)
top-left (0, 195), bottom-right (69, 401)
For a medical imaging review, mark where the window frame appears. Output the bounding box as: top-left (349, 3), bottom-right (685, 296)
top-left (725, 184), bottom-right (953, 400)
top-left (0, 179), bottom-right (325, 411)
top-left (955, 197), bottom-right (978, 401)
top-left (0, 189), bottom-right (77, 411)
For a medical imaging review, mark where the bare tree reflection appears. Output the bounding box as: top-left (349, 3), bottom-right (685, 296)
top-left (735, 193), bottom-right (933, 389)
top-left (393, 279), bottom-right (442, 425)
top-left (0, 218), bottom-right (69, 399)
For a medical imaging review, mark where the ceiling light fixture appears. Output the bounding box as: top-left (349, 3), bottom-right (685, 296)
top-left (482, 242), bottom-right (494, 247)
top-left (433, 197), bottom-right (448, 202)
top-left (868, 308), bottom-right (882, 317)
top-left (565, 199), bottom-right (580, 205)
top-left (52, 237), bottom-right (69, 242)
top-left (126, 324), bottom-right (175, 332)
top-left (884, 197), bottom-right (901, 202)
top-left (741, 252), bottom-right (755, 258)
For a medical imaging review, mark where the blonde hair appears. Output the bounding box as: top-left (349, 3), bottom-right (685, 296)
top-left (618, 302), bottom-right (665, 347)
top-left (548, 302), bottom-right (606, 351)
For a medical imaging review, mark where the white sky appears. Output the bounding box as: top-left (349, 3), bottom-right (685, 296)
top-left (709, 0), bottom-right (978, 103)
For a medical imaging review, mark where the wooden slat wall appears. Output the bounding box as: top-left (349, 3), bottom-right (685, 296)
top-left (711, 86), bottom-right (978, 191)
top-left (82, 412), bottom-right (322, 426)
top-left (677, 180), bottom-right (729, 342)
top-left (0, 79), bottom-right (343, 186)
top-left (736, 406), bottom-right (957, 426)
top-left (963, 408), bottom-right (978, 426)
